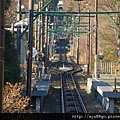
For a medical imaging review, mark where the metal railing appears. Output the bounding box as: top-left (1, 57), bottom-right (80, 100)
top-left (97, 62), bottom-right (120, 74)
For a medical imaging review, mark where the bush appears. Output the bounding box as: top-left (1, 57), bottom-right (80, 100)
top-left (4, 30), bottom-right (21, 84)
top-left (3, 82), bottom-right (34, 113)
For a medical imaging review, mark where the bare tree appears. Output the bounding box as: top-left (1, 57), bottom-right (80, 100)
top-left (3, 82), bottom-right (34, 113)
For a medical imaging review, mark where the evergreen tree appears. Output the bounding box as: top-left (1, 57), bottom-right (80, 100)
top-left (46, 0), bottom-right (59, 9)
top-left (5, 0), bottom-right (11, 10)
top-left (4, 30), bottom-right (21, 84)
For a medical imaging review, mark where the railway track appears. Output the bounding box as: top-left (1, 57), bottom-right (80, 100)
top-left (49, 56), bottom-right (87, 113)
top-left (48, 37), bottom-right (87, 114)
top-left (60, 63), bottom-right (87, 113)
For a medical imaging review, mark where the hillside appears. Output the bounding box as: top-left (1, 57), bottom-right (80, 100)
top-left (63, 0), bottom-right (120, 63)
top-left (5, 0), bottom-right (120, 63)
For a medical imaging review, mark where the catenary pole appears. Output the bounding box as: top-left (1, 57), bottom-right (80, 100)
top-left (26, 0), bottom-right (34, 109)
top-left (77, 1), bottom-right (81, 64)
top-left (40, 0), bottom-right (43, 52)
top-left (0, 0), bottom-right (5, 113)
top-left (44, 7), bottom-right (48, 74)
top-left (17, 0), bottom-right (22, 61)
top-left (42, 0), bottom-right (46, 73)
top-left (94, 0), bottom-right (98, 78)
top-left (87, 10), bottom-right (91, 75)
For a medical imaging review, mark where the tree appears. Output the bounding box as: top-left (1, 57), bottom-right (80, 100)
top-left (116, 0), bottom-right (120, 6)
top-left (4, 30), bottom-right (21, 84)
top-left (3, 82), bottom-right (34, 113)
top-left (67, 0), bottom-right (74, 12)
top-left (98, 0), bottom-right (119, 54)
top-left (5, 0), bottom-right (17, 25)
top-left (46, 0), bottom-right (59, 10)
top-left (5, 0), bottom-right (11, 10)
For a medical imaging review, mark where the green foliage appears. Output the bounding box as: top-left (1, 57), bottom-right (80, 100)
top-left (47, 0), bottom-right (59, 10)
top-left (90, 50), bottom-right (118, 73)
top-left (44, 0), bottom-right (59, 22)
top-left (67, 2), bottom-right (73, 12)
top-left (116, 0), bottom-right (120, 6)
top-left (103, 50), bottom-right (118, 62)
top-left (4, 30), bottom-right (21, 84)
top-left (5, 0), bottom-right (11, 10)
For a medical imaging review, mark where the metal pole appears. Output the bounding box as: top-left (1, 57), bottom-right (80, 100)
top-left (44, 7), bottom-right (48, 74)
top-left (87, 11), bottom-right (91, 75)
top-left (17, 0), bottom-right (22, 61)
top-left (34, 1), bottom-right (38, 50)
top-left (35, 15), bottom-right (38, 50)
top-left (114, 69), bottom-right (117, 92)
top-left (77, 1), bottom-right (80, 64)
top-left (42, 0), bottom-right (46, 73)
top-left (37, 1), bottom-right (40, 51)
top-left (94, 0), bottom-right (98, 78)
top-left (0, 0), bottom-right (4, 113)
top-left (40, 1), bottom-right (43, 52)
top-left (26, 0), bottom-right (34, 109)
top-left (42, 0), bottom-right (45, 50)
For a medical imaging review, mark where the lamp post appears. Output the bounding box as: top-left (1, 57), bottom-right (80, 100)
top-left (0, 0), bottom-right (5, 113)
top-left (98, 53), bottom-right (104, 74)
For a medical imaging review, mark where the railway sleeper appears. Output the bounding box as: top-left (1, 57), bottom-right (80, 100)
top-left (64, 86), bottom-right (75, 91)
top-left (66, 102), bottom-right (79, 106)
top-left (69, 107), bottom-right (82, 111)
top-left (65, 98), bottom-right (78, 101)
top-left (65, 94), bottom-right (76, 96)
top-left (68, 109), bottom-right (80, 113)
top-left (65, 93), bottom-right (75, 96)
top-left (64, 93), bottom-right (78, 98)
top-left (64, 89), bottom-right (73, 92)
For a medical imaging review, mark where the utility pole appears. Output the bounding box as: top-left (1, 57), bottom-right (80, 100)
top-left (26, 0), bottom-right (34, 109)
top-left (0, 0), bottom-right (5, 113)
top-left (17, 0), bottom-right (22, 61)
top-left (77, 1), bottom-right (81, 64)
top-left (37, 1), bottom-right (41, 51)
top-left (94, 0), bottom-right (98, 78)
top-left (44, 7), bottom-right (48, 74)
top-left (40, 1), bottom-right (43, 52)
top-left (87, 11), bottom-right (91, 75)
top-left (42, 0), bottom-right (46, 73)
top-left (34, 0), bottom-right (39, 50)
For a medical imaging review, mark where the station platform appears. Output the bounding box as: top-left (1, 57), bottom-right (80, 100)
top-left (23, 73), bottom-right (51, 112)
top-left (87, 74), bottom-right (120, 113)
top-left (23, 74), bottom-right (51, 97)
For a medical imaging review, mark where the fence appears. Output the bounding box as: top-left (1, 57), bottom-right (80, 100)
top-left (97, 62), bottom-right (120, 74)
